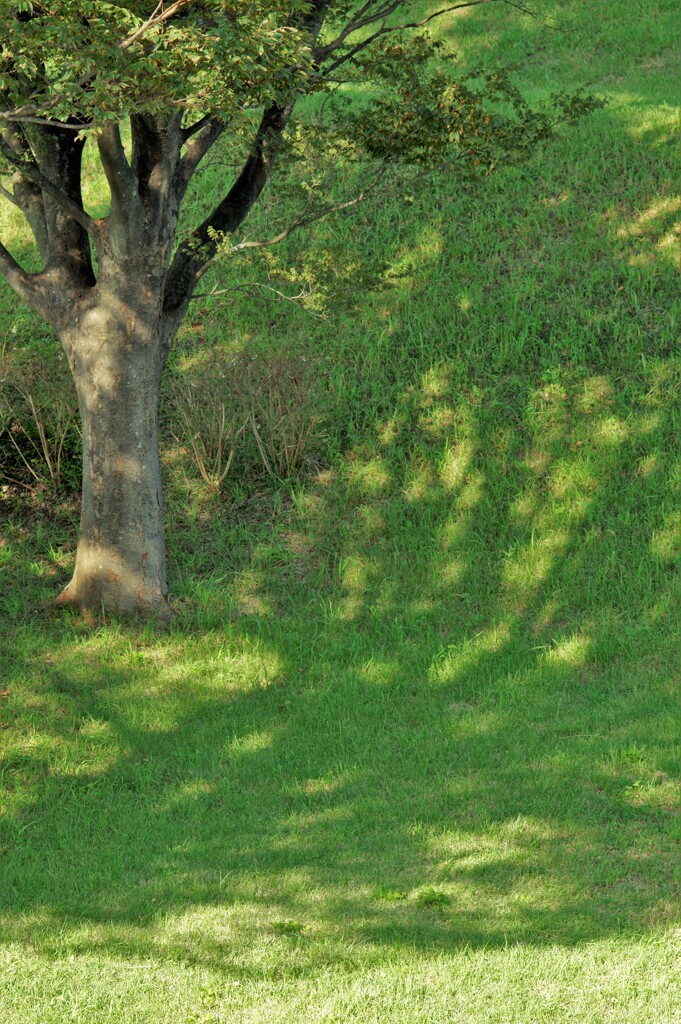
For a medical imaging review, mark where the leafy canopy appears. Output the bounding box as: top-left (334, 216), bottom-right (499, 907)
top-left (1, 1), bottom-right (313, 125)
top-left (1, 2), bottom-right (600, 174)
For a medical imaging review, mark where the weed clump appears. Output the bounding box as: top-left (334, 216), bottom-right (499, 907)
top-left (163, 340), bottom-right (324, 491)
top-left (0, 339), bottom-right (80, 494)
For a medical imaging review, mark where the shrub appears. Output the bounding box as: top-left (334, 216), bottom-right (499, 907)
top-left (0, 341), bottom-right (80, 493)
top-left (248, 347), bottom-right (322, 479)
top-left (163, 340), bottom-right (324, 490)
top-left (163, 343), bottom-right (251, 494)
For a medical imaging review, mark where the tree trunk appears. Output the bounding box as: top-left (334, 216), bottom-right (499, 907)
top-left (56, 296), bottom-right (170, 621)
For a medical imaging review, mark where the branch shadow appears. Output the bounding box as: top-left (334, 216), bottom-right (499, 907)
top-left (1, 13), bottom-right (680, 979)
top-left (1, 342), bottom-right (678, 973)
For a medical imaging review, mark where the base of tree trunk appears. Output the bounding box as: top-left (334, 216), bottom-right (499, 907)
top-left (56, 570), bottom-right (173, 625)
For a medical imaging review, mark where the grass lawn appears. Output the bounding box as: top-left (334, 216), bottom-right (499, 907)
top-left (1, 0), bottom-right (680, 1021)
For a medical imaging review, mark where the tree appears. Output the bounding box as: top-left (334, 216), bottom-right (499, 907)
top-left (0, 0), bottom-right (597, 620)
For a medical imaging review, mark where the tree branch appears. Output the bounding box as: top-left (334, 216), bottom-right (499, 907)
top-left (97, 122), bottom-right (141, 226)
top-left (320, 1), bottom-right (488, 76)
top-left (0, 120), bottom-right (50, 258)
top-left (190, 281), bottom-right (317, 308)
top-left (180, 113), bottom-right (215, 143)
top-left (177, 117), bottom-right (226, 194)
top-left (163, 102), bottom-right (291, 316)
top-left (0, 182), bottom-right (20, 210)
top-left (0, 2), bottom-right (192, 130)
top-left (0, 239), bottom-right (41, 309)
top-left (231, 163), bottom-right (389, 253)
top-left (313, 1), bottom-right (402, 61)
top-left (0, 73), bottom-right (96, 129)
top-left (162, 0), bottom-right (392, 320)
top-left (120, 0), bottom-right (194, 51)
top-left (317, 0), bottom-right (545, 77)
top-left (0, 131), bottom-right (99, 241)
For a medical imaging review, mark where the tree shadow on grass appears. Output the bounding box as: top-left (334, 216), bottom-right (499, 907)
top-left (1, 45), bottom-right (680, 979)
top-left (0, 344), bottom-right (678, 974)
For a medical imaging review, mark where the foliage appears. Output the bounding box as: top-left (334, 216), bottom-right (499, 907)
top-left (0, 332), bottom-right (324, 495)
top-left (164, 338), bottom-right (323, 489)
top-left (0, 1), bottom-right (601, 285)
top-left (413, 887), bottom-right (451, 909)
top-left (0, 0), bottom-right (313, 126)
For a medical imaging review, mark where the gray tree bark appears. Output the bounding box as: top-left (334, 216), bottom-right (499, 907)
top-left (56, 279), bottom-right (171, 620)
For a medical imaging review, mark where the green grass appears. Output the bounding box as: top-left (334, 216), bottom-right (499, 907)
top-left (1, 0), bottom-right (680, 1021)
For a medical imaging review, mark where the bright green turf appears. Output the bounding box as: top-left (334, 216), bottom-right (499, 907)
top-left (1, 1), bottom-right (680, 1021)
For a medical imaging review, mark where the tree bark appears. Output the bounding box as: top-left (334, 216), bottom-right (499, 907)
top-left (56, 289), bottom-right (171, 621)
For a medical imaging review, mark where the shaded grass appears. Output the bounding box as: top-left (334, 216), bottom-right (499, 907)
top-left (1, 0), bottom-right (680, 1021)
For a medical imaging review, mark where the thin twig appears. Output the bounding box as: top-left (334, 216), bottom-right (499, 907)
top-left (231, 164), bottom-right (389, 253)
top-left (320, 0), bottom-right (550, 78)
top-left (120, 0), bottom-right (194, 50)
top-left (191, 282), bottom-right (313, 303)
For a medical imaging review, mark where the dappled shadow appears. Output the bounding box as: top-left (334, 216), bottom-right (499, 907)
top-left (1, 2), bottom-right (680, 980)
top-left (1, 338), bottom-right (678, 972)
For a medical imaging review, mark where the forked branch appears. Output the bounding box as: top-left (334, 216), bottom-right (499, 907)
top-left (120, 0), bottom-right (194, 50)
top-left (317, 0), bottom-right (542, 76)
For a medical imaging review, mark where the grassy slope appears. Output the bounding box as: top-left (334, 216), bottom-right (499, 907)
top-left (1, 0), bottom-right (680, 1021)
